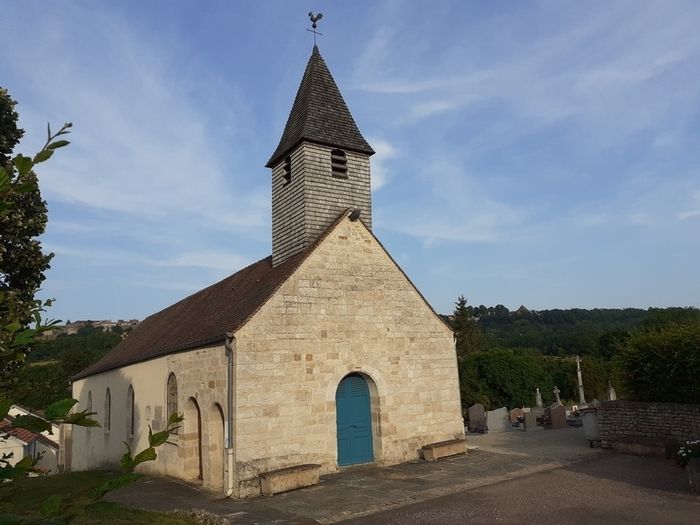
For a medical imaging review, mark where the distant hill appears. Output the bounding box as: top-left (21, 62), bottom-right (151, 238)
top-left (444, 306), bottom-right (698, 358)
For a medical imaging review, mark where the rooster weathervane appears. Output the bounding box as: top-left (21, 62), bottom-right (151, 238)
top-left (307, 12), bottom-right (323, 46)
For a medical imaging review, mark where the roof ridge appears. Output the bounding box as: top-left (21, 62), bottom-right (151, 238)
top-left (72, 212), bottom-right (355, 381)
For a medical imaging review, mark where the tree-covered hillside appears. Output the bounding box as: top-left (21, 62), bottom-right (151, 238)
top-left (448, 302), bottom-right (700, 411)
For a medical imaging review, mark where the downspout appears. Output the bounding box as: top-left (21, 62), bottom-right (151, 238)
top-left (224, 332), bottom-right (235, 497)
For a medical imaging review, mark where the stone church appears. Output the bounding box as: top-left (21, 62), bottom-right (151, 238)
top-left (69, 44), bottom-right (464, 498)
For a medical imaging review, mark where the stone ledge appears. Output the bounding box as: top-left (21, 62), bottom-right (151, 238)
top-left (421, 438), bottom-right (468, 461)
top-left (259, 463), bottom-right (321, 496)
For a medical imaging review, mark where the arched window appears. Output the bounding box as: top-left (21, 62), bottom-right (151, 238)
top-left (86, 390), bottom-right (92, 432)
top-left (283, 155), bottom-right (292, 186)
top-left (167, 373), bottom-right (178, 433)
top-left (331, 149), bottom-right (348, 178)
top-left (104, 388), bottom-right (111, 433)
top-left (126, 385), bottom-right (135, 438)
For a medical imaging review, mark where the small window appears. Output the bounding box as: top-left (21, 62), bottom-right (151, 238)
top-left (167, 373), bottom-right (178, 434)
top-left (126, 385), bottom-right (135, 438)
top-left (104, 388), bottom-right (111, 433)
top-left (331, 149), bottom-right (348, 178)
top-left (283, 155), bottom-right (292, 186)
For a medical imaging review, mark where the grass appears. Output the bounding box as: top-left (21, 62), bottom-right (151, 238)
top-left (0, 471), bottom-right (199, 524)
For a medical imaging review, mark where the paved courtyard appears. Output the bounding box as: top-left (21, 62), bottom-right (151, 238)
top-left (106, 427), bottom-right (699, 524)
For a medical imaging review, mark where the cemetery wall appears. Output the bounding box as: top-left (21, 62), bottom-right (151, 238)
top-left (599, 400), bottom-right (700, 455)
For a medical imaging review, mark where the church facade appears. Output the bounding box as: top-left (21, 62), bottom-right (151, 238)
top-left (69, 45), bottom-right (464, 498)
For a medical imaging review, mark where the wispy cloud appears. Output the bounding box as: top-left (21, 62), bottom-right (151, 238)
top-left (355, 1), bottom-right (700, 146)
top-left (4, 4), bottom-right (267, 231)
top-left (379, 157), bottom-right (531, 244)
top-left (368, 138), bottom-right (397, 191)
top-left (145, 250), bottom-right (251, 272)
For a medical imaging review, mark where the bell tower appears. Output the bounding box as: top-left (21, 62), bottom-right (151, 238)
top-left (267, 45), bottom-right (375, 266)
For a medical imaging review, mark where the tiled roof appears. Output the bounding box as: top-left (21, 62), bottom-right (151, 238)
top-left (73, 212), bottom-right (351, 381)
top-left (266, 45), bottom-right (374, 168)
top-left (1, 418), bottom-right (37, 445)
top-left (72, 254), bottom-right (303, 380)
top-left (0, 417), bottom-right (57, 449)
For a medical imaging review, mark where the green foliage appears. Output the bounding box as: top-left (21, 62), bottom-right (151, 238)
top-left (3, 331), bottom-right (123, 411)
top-left (615, 319), bottom-right (700, 403)
top-left (119, 412), bottom-right (183, 475)
top-left (41, 493), bottom-right (64, 517)
top-left (0, 96), bottom-right (71, 383)
top-left (452, 295), bottom-right (482, 361)
top-left (478, 306), bottom-right (650, 357)
top-left (460, 349), bottom-right (554, 409)
top-left (0, 470), bottom-right (200, 524)
top-left (0, 88), bottom-right (24, 165)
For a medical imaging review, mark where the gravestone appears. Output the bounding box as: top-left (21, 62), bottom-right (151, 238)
top-left (509, 408), bottom-right (524, 424)
top-left (523, 411), bottom-right (539, 431)
top-left (547, 404), bottom-right (567, 429)
top-left (468, 403), bottom-right (486, 433)
top-left (486, 407), bottom-right (511, 433)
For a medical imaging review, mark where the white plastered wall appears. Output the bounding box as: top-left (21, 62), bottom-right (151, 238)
top-left (70, 344), bottom-right (229, 491)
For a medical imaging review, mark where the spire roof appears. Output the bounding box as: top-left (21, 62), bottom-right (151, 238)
top-left (266, 45), bottom-right (374, 168)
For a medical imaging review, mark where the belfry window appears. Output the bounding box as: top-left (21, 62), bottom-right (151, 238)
top-left (283, 155), bottom-right (292, 185)
top-left (331, 149), bottom-right (348, 178)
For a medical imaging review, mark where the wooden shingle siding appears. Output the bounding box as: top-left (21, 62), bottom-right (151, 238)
top-left (272, 142), bottom-right (372, 266)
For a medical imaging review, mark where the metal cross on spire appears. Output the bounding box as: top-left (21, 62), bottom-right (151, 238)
top-left (307, 12), bottom-right (323, 46)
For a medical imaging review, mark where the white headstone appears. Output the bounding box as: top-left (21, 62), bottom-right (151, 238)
top-left (486, 407), bottom-right (511, 433)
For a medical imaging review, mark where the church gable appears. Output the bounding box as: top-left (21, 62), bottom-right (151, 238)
top-left (231, 214), bottom-right (462, 483)
top-left (239, 213), bottom-right (451, 342)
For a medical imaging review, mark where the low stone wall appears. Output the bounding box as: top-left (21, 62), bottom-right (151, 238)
top-left (599, 400), bottom-right (700, 456)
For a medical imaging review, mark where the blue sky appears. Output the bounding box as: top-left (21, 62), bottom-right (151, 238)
top-left (2, 0), bottom-right (699, 321)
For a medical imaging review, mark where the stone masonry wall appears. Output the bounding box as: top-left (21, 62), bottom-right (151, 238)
top-left (233, 216), bottom-right (464, 497)
top-left (599, 400), bottom-right (700, 455)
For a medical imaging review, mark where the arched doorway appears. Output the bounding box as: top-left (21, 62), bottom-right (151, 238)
top-left (209, 403), bottom-right (225, 489)
top-left (183, 397), bottom-right (203, 481)
top-left (336, 374), bottom-right (374, 466)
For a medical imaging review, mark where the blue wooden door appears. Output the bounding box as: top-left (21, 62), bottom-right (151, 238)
top-left (336, 374), bottom-right (374, 466)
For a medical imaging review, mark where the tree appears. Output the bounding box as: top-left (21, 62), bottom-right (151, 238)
top-left (0, 87), bottom-right (70, 384)
top-left (452, 295), bottom-right (482, 361)
top-left (615, 319), bottom-right (700, 403)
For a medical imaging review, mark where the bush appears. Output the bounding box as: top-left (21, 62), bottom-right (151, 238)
top-left (616, 320), bottom-right (700, 403)
top-left (459, 349), bottom-right (554, 410)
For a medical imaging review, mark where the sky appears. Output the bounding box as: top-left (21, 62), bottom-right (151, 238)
top-left (2, 0), bottom-right (699, 322)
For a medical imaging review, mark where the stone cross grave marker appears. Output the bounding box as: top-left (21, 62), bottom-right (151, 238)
top-left (553, 386), bottom-right (562, 406)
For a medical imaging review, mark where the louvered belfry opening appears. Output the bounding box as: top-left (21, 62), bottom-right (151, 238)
top-left (283, 155), bottom-right (292, 185)
top-left (267, 45), bottom-right (375, 266)
top-left (331, 149), bottom-right (348, 178)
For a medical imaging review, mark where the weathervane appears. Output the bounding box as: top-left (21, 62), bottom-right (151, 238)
top-left (307, 12), bottom-right (323, 46)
